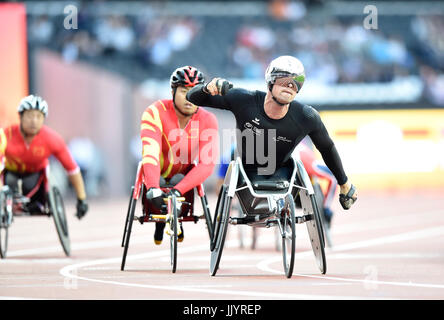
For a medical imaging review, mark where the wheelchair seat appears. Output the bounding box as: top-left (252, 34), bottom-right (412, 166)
top-left (234, 160), bottom-right (296, 216)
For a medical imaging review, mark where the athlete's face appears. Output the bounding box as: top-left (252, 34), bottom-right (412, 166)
top-left (272, 77), bottom-right (298, 104)
top-left (20, 109), bottom-right (45, 136)
top-left (173, 86), bottom-right (198, 116)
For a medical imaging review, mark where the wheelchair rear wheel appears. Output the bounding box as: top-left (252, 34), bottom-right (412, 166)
top-left (210, 185), bottom-right (232, 276)
top-left (210, 185), bottom-right (225, 251)
top-left (201, 195), bottom-right (214, 242)
top-left (313, 182), bottom-right (332, 248)
top-left (281, 194), bottom-right (296, 278)
top-left (121, 192), bottom-right (137, 271)
top-left (299, 189), bottom-right (327, 274)
top-left (49, 186), bottom-right (70, 257)
top-left (121, 187), bottom-right (135, 248)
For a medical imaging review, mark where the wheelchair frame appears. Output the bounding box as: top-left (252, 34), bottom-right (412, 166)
top-left (210, 155), bottom-right (327, 278)
top-left (120, 161), bottom-right (214, 273)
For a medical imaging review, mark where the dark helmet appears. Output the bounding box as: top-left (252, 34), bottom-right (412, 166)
top-left (170, 66), bottom-right (205, 88)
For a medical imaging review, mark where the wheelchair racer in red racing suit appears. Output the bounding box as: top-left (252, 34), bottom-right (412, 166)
top-left (0, 95), bottom-right (88, 218)
top-left (141, 66), bottom-right (219, 244)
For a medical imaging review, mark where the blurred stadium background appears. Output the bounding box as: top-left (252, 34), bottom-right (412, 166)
top-left (1, 0), bottom-right (444, 198)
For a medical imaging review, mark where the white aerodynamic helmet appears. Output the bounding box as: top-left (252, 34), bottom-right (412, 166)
top-left (17, 95), bottom-right (48, 117)
top-left (265, 55), bottom-right (306, 92)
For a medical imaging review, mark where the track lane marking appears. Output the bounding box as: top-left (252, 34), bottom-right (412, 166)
top-left (257, 225), bottom-right (444, 290)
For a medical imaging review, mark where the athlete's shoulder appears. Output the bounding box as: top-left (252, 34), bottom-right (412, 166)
top-left (39, 125), bottom-right (66, 147)
top-left (297, 102), bottom-right (320, 121)
top-left (2, 124), bottom-right (18, 138)
top-left (144, 99), bottom-right (172, 113)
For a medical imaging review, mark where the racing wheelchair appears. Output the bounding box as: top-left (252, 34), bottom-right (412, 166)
top-left (0, 166), bottom-right (70, 258)
top-left (211, 154), bottom-right (327, 278)
top-left (121, 162), bottom-right (214, 273)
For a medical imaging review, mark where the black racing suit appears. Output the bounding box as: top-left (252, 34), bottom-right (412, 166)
top-left (187, 85), bottom-right (348, 186)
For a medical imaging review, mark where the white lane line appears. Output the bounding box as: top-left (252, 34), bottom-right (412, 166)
top-left (6, 235), bottom-right (153, 257)
top-left (59, 270), bottom-right (380, 300)
top-left (327, 253), bottom-right (444, 260)
top-left (0, 296), bottom-right (48, 300)
top-left (256, 225), bottom-right (444, 290)
top-left (0, 258), bottom-right (73, 264)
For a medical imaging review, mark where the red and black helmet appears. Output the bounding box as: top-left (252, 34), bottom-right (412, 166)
top-left (170, 66), bottom-right (205, 88)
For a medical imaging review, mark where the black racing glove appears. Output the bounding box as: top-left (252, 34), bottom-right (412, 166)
top-left (203, 78), bottom-right (233, 96)
top-left (339, 184), bottom-right (357, 210)
top-left (216, 78), bottom-right (233, 95)
top-left (76, 199), bottom-right (88, 220)
top-left (146, 188), bottom-right (167, 209)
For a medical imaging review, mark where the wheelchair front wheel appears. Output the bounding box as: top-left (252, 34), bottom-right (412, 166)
top-left (210, 185), bottom-right (232, 276)
top-left (0, 226), bottom-right (7, 259)
top-left (168, 194), bottom-right (178, 273)
top-left (281, 194), bottom-right (296, 278)
top-left (49, 186), bottom-right (70, 257)
top-left (0, 189), bottom-right (13, 258)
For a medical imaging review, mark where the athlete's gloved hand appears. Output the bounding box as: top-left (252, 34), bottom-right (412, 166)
top-left (339, 183), bottom-right (357, 210)
top-left (203, 78), bottom-right (233, 96)
top-left (76, 198), bottom-right (88, 219)
top-left (146, 187), bottom-right (167, 209)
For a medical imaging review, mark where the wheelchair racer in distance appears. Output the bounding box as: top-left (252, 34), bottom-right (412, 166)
top-left (186, 55), bottom-right (357, 212)
top-left (141, 66), bottom-right (219, 245)
top-left (0, 95), bottom-right (88, 219)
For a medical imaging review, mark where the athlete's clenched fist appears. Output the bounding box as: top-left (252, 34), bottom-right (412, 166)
top-left (203, 78), bottom-right (233, 96)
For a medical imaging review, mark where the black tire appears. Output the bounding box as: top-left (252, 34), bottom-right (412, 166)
top-left (121, 194), bottom-right (136, 271)
top-left (169, 194), bottom-right (178, 273)
top-left (0, 227), bottom-right (7, 259)
top-left (210, 185), bottom-right (231, 276)
top-left (0, 190), bottom-right (12, 259)
top-left (210, 185), bottom-right (225, 251)
top-left (300, 189), bottom-right (327, 274)
top-left (49, 186), bottom-right (70, 257)
top-left (281, 194), bottom-right (296, 278)
top-left (201, 195), bottom-right (213, 241)
top-left (121, 187), bottom-right (135, 247)
top-left (313, 182), bottom-right (332, 248)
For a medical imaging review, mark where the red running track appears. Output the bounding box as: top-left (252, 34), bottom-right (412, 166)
top-left (1, 189), bottom-right (444, 300)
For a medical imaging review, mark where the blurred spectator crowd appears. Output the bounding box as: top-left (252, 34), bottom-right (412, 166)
top-left (27, 1), bottom-right (444, 106)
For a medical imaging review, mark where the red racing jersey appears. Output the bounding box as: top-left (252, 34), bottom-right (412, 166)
top-left (0, 124), bottom-right (79, 175)
top-left (141, 99), bottom-right (219, 195)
